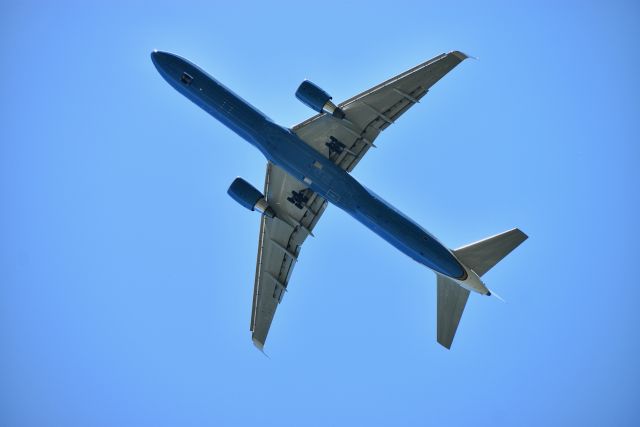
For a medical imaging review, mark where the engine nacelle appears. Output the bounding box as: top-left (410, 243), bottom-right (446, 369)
top-left (295, 80), bottom-right (345, 119)
top-left (227, 177), bottom-right (275, 218)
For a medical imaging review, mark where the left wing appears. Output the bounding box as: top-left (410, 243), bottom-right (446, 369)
top-left (250, 163), bottom-right (328, 349)
top-left (292, 51), bottom-right (468, 172)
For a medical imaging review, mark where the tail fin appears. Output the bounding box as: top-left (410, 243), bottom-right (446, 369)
top-left (436, 228), bottom-right (528, 349)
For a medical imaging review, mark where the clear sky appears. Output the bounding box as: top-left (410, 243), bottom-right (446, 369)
top-left (1, 1), bottom-right (639, 426)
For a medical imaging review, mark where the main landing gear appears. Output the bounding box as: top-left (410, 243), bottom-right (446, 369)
top-left (326, 136), bottom-right (346, 156)
top-left (287, 190), bottom-right (309, 209)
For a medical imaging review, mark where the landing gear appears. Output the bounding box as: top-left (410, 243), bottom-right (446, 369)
top-left (287, 190), bottom-right (309, 209)
top-left (325, 136), bottom-right (346, 156)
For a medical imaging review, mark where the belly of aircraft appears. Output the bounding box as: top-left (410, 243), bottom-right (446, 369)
top-left (259, 123), bottom-right (465, 280)
top-left (351, 193), bottom-right (465, 279)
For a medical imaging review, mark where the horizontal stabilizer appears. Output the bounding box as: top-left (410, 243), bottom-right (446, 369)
top-left (436, 228), bottom-right (527, 349)
top-left (453, 228), bottom-right (528, 276)
top-left (437, 275), bottom-right (470, 349)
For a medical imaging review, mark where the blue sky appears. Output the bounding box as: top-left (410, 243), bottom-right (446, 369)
top-left (1, 1), bottom-right (638, 426)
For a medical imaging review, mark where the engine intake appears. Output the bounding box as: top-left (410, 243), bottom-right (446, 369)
top-left (295, 80), bottom-right (345, 119)
top-left (227, 177), bottom-right (275, 218)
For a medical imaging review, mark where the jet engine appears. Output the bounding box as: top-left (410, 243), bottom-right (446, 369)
top-left (227, 177), bottom-right (275, 218)
top-left (295, 80), bottom-right (345, 119)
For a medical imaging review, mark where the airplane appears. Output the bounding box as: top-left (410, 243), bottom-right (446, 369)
top-left (151, 49), bottom-right (527, 350)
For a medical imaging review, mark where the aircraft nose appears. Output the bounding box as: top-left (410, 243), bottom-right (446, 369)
top-left (151, 50), bottom-right (175, 77)
top-left (151, 49), bottom-right (165, 66)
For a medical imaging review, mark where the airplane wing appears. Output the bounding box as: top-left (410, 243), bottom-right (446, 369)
top-left (250, 162), bottom-right (328, 349)
top-left (292, 51), bottom-right (469, 171)
top-left (251, 52), bottom-right (468, 348)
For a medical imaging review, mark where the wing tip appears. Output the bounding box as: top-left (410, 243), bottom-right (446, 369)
top-left (252, 337), bottom-right (270, 358)
top-left (450, 51), bottom-right (477, 61)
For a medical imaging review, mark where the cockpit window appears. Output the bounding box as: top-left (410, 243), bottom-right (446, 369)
top-left (180, 72), bottom-right (193, 85)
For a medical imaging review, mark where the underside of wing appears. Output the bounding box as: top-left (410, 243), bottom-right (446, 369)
top-left (292, 51), bottom-right (469, 172)
top-left (250, 163), bottom-right (328, 349)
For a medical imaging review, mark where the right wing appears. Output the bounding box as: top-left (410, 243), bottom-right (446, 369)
top-left (292, 51), bottom-right (469, 172)
top-left (250, 163), bottom-right (328, 349)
